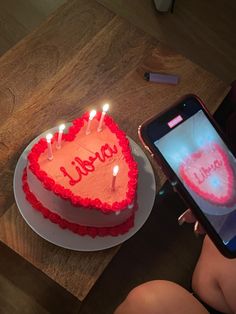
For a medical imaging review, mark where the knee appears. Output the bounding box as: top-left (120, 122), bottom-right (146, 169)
top-left (114, 282), bottom-right (156, 314)
top-left (114, 280), bottom-right (184, 314)
top-left (115, 280), bottom-right (209, 314)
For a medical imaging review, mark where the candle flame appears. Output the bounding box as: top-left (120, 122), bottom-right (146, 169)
top-left (102, 103), bottom-right (109, 112)
top-left (59, 124), bottom-right (65, 132)
top-left (113, 165), bottom-right (119, 176)
top-left (89, 110), bottom-right (97, 120)
top-left (46, 133), bottom-right (53, 142)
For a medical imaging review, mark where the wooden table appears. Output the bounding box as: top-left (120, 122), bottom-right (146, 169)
top-left (0, 0), bottom-right (229, 302)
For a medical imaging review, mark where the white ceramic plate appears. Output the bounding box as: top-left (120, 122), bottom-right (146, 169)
top-left (13, 127), bottom-right (156, 251)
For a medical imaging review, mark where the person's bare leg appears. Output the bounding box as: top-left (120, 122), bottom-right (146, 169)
top-left (115, 280), bottom-right (209, 314)
top-left (192, 236), bottom-right (236, 314)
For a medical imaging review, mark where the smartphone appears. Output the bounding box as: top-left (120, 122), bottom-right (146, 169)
top-left (139, 94), bottom-right (236, 258)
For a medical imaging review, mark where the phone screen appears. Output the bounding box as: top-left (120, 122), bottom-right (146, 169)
top-left (154, 108), bottom-right (236, 252)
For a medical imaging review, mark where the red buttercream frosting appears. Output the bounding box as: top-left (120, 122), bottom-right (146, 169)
top-left (27, 113), bottom-right (138, 212)
top-left (22, 168), bottom-right (136, 237)
top-left (23, 113), bottom-right (138, 237)
top-left (179, 143), bottom-right (235, 205)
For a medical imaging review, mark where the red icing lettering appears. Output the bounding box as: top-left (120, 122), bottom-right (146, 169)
top-left (60, 144), bottom-right (118, 185)
top-left (179, 143), bottom-right (234, 205)
top-left (193, 158), bottom-right (223, 185)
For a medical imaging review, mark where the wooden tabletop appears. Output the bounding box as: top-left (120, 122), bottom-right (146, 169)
top-left (0, 0), bottom-right (230, 301)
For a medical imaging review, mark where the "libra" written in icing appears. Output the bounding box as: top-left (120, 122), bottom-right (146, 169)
top-left (60, 143), bottom-right (118, 185)
top-left (193, 159), bottom-right (223, 185)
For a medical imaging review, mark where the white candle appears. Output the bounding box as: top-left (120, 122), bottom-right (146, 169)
top-left (86, 110), bottom-right (96, 135)
top-left (97, 103), bottom-right (109, 132)
top-left (46, 133), bottom-right (53, 160)
top-left (112, 165), bottom-right (119, 191)
top-left (57, 123), bottom-right (65, 149)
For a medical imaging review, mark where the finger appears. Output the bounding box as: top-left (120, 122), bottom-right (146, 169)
top-left (178, 209), bottom-right (197, 225)
top-left (194, 221), bottom-right (206, 235)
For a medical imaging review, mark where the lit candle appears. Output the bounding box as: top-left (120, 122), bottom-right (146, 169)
top-left (46, 133), bottom-right (53, 160)
top-left (86, 110), bottom-right (96, 135)
top-left (97, 103), bottom-right (109, 132)
top-left (56, 123), bottom-right (65, 149)
top-left (112, 165), bottom-right (119, 191)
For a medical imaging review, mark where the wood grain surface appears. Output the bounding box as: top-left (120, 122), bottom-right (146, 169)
top-left (97, 0), bottom-right (236, 84)
top-left (0, 0), bottom-right (230, 301)
top-left (0, 0), bottom-right (65, 56)
top-left (0, 203), bottom-right (120, 300)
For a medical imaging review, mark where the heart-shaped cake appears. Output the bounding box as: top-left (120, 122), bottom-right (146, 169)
top-left (23, 112), bottom-right (138, 237)
top-left (179, 143), bottom-right (234, 206)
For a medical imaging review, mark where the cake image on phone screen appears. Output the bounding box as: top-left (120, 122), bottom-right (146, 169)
top-left (179, 143), bottom-right (235, 206)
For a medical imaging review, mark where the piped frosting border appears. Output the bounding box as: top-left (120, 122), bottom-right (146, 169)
top-left (27, 113), bottom-right (138, 213)
top-left (22, 168), bottom-right (136, 237)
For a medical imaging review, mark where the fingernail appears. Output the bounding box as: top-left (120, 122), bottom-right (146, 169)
top-left (194, 222), bottom-right (199, 237)
top-left (178, 216), bottom-right (186, 226)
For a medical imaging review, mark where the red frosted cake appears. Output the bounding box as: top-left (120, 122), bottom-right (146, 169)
top-left (22, 112), bottom-right (138, 237)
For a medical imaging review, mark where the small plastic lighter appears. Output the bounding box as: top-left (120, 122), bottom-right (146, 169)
top-left (144, 72), bottom-right (179, 85)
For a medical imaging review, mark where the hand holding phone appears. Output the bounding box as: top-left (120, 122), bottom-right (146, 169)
top-left (139, 95), bottom-right (236, 258)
